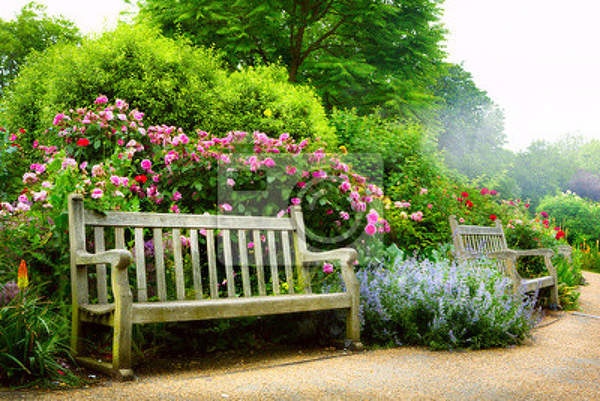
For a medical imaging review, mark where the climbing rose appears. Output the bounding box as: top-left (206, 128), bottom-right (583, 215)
top-left (94, 95), bottom-right (108, 104)
top-left (172, 191), bottom-right (182, 201)
top-left (141, 159), bottom-right (152, 170)
top-left (135, 175), bottom-right (148, 184)
top-left (366, 209), bottom-right (379, 224)
top-left (555, 230), bottom-right (566, 240)
top-left (91, 188), bottom-right (104, 199)
top-left (364, 223), bottom-right (377, 236)
top-left (76, 138), bottom-right (90, 147)
top-left (322, 263), bottom-right (334, 274)
top-left (461, 192), bottom-right (469, 198)
top-left (291, 197), bottom-right (301, 206)
top-left (490, 215), bottom-right (497, 221)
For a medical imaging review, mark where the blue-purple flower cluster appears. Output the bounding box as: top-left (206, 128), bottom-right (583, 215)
top-left (357, 257), bottom-right (538, 349)
top-left (0, 281), bottom-right (19, 306)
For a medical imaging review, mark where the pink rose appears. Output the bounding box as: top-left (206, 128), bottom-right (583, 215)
top-left (364, 223), bottom-right (377, 236)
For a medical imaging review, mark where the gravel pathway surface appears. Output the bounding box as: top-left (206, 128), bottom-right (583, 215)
top-left (5, 272), bottom-right (600, 401)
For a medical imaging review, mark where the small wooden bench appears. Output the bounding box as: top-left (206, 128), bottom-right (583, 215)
top-left (449, 215), bottom-right (560, 309)
top-left (68, 194), bottom-right (361, 379)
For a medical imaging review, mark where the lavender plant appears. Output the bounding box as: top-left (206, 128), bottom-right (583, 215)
top-left (357, 257), bottom-right (538, 350)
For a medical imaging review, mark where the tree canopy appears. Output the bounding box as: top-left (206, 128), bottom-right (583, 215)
top-left (135, 0), bottom-right (446, 116)
top-left (0, 2), bottom-right (80, 93)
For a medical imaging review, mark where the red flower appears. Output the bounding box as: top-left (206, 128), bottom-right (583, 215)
top-left (57, 369), bottom-right (65, 376)
top-left (489, 215), bottom-right (497, 221)
top-left (554, 227), bottom-right (560, 231)
top-left (524, 203), bottom-right (530, 208)
top-left (480, 188), bottom-right (489, 195)
top-left (556, 230), bottom-right (565, 240)
top-left (77, 138), bottom-right (90, 147)
top-left (19, 128), bottom-right (26, 134)
top-left (461, 191), bottom-right (469, 198)
top-left (465, 200), bottom-right (474, 208)
top-left (540, 211), bottom-right (549, 218)
top-left (135, 175), bottom-right (148, 184)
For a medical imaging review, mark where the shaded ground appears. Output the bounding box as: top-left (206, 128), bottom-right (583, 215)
top-left (4, 272), bottom-right (600, 401)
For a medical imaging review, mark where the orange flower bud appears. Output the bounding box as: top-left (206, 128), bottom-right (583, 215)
top-left (17, 259), bottom-right (28, 290)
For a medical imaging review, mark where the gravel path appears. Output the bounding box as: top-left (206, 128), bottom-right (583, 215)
top-left (6, 272), bottom-right (600, 401)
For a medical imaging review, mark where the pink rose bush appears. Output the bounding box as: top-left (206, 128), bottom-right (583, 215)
top-left (1, 98), bottom-right (388, 260)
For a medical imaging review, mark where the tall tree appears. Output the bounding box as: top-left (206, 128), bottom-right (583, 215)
top-left (0, 2), bottom-right (80, 93)
top-left (135, 0), bottom-right (446, 116)
top-left (433, 63), bottom-right (509, 179)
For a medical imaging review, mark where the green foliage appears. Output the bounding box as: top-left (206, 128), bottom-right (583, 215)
top-left (0, 2), bottom-right (80, 94)
top-left (537, 192), bottom-right (600, 245)
top-left (0, 286), bottom-right (79, 387)
top-left (553, 256), bottom-right (582, 310)
top-left (136, 0), bottom-right (446, 116)
top-left (573, 242), bottom-right (600, 272)
top-left (0, 24), bottom-right (334, 198)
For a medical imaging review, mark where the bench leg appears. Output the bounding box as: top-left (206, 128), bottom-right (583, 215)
top-left (549, 284), bottom-right (560, 310)
top-left (345, 307), bottom-right (363, 351)
top-left (112, 302), bottom-right (134, 380)
top-left (70, 308), bottom-right (84, 356)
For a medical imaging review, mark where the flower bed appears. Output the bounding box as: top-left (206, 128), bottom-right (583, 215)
top-left (357, 257), bottom-right (538, 350)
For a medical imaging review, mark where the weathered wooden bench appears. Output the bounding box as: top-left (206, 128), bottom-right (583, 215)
top-left (68, 194), bottom-right (361, 379)
top-left (449, 215), bottom-right (560, 309)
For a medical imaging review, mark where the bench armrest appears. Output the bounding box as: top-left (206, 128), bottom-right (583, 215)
top-left (74, 249), bottom-right (133, 302)
top-left (511, 248), bottom-right (554, 258)
top-left (300, 248), bottom-right (358, 266)
top-left (75, 249), bottom-right (132, 270)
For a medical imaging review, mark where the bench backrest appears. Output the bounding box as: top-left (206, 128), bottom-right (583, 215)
top-left (69, 195), bottom-right (312, 305)
top-left (449, 215), bottom-right (508, 259)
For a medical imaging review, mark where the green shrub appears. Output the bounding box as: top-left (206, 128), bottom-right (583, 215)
top-left (0, 283), bottom-right (79, 387)
top-left (573, 242), bottom-right (600, 272)
top-left (537, 192), bottom-right (600, 245)
top-left (0, 24), bottom-right (334, 197)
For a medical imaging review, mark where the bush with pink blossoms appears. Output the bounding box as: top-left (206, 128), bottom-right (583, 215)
top-left (0, 97), bottom-right (387, 299)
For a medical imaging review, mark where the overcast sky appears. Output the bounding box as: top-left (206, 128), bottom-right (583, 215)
top-left (2, 0), bottom-right (600, 150)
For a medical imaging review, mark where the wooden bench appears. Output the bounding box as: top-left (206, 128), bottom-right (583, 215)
top-left (449, 215), bottom-right (560, 309)
top-left (68, 194), bottom-right (361, 379)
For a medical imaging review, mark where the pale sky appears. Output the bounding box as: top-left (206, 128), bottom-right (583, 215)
top-left (443, 0), bottom-right (600, 150)
top-left (2, 0), bottom-right (600, 150)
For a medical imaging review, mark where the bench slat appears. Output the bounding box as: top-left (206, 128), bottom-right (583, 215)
top-left (222, 230), bottom-right (235, 297)
top-left (281, 231), bottom-right (294, 294)
top-left (172, 229), bottom-right (186, 300)
top-left (134, 228), bottom-right (148, 302)
top-left (131, 293), bottom-right (352, 324)
top-left (455, 225), bottom-right (503, 235)
top-left (190, 229), bottom-right (203, 300)
top-left (84, 210), bottom-right (294, 230)
top-left (115, 227), bottom-right (125, 249)
top-left (253, 230), bottom-right (266, 296)
top-left (207, 230), bottom-right (218, 298)
top-left (153, 228), bottom-right (167, 302)
top-left (238, 230), bottom-right (252, 297)
top-left (267, 230), bottom-right (280, 295)
top-left (94, 227), bottom-right (108, 304)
